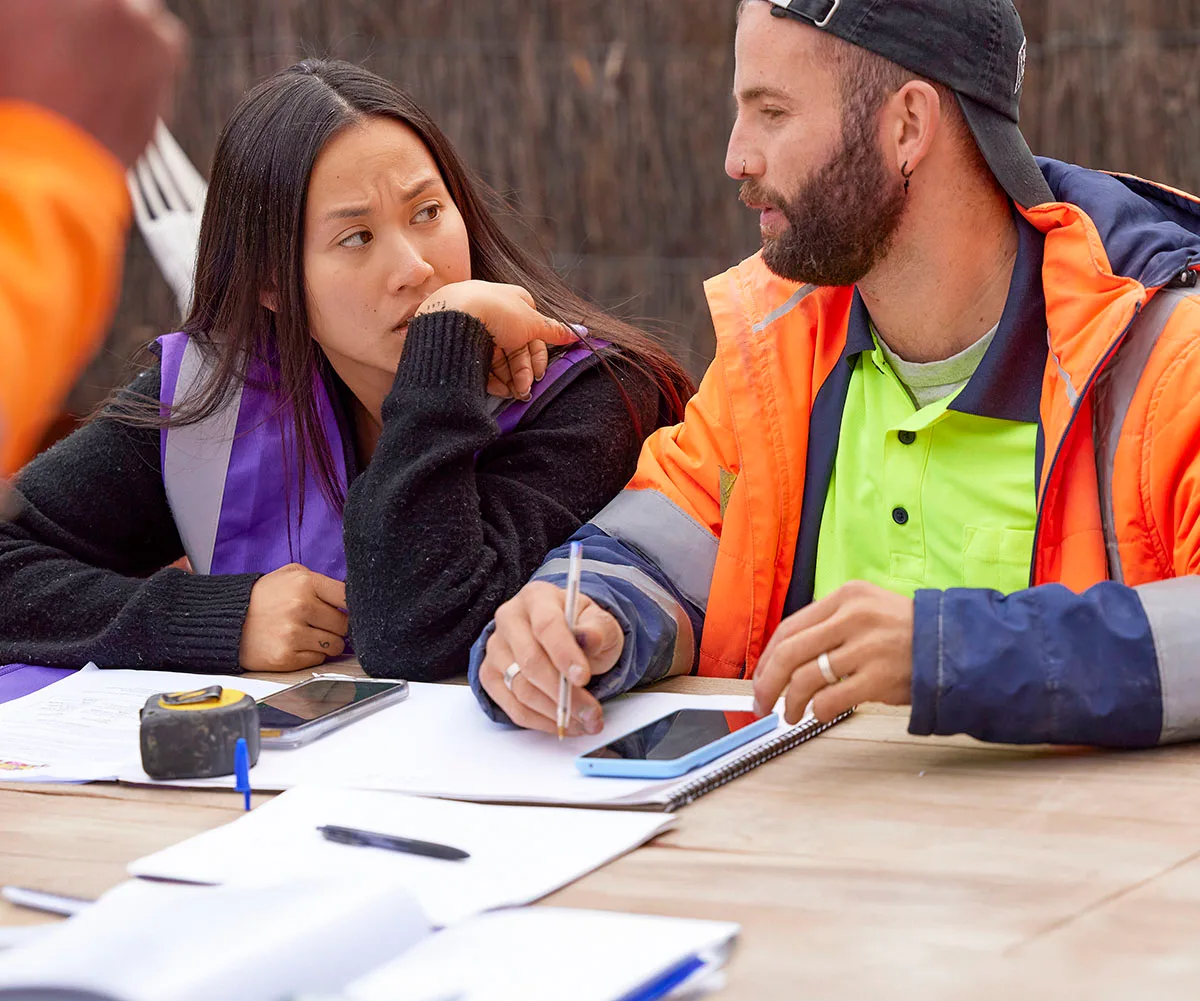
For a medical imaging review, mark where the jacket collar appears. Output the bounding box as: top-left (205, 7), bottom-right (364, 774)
top-left (1021, 159), bottom-right (1200, 407)
top-left (843, 211), bottom-right (1046, 424)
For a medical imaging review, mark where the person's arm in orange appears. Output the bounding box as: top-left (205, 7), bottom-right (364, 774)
top-left (0, 104), bottom-right (130, 473)
top-left (0, 0), bottom-right (184, 474)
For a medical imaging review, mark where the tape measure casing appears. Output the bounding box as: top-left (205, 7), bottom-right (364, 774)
top-left (139, 686), bottom-right (261, 780)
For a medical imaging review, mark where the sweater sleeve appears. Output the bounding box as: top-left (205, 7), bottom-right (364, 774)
top-left (344, 310), bottom-right (665, 682)
top-left (0, 365), bottom-right (259, 673)
top-left (0, 102), bottom-right (131, 473)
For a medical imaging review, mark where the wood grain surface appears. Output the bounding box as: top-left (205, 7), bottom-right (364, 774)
top-left (4, 665), bottom-right (1199, 999)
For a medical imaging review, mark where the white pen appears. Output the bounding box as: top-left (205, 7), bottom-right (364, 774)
top-left (2, 885), bottom-right (93, 917)
top-left (557, 541), bottom-right (584, 740)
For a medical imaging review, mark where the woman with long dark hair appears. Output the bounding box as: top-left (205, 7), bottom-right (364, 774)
top-left (0, 60), bottom-right (692, 708)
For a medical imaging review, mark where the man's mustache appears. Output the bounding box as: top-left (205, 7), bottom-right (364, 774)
top-left (738, 180), bottom-right (787, 212)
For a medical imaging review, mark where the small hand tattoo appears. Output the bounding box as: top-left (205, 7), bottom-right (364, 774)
top-left (419, 299), bottom-right (448, 315)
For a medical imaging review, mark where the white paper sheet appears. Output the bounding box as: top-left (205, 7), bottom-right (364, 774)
top-left (129, 786), bottom-right (676, 926)
top-left (0, 927), bottom-right (51, 952)
top-left (343, 907), bottom-right (739, 1001)
top-left (117, 681), bottom-right (798, 808)
top-left (0, 665), bottom-right (285, 783)
top-left (0, 878), bottom-right (430, 1001)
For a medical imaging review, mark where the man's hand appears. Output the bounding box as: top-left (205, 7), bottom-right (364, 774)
top-left (0, 0), bottom-right (186, 166)
top-left (752, 580), bottom-right (914, 724)
top-left (478, 581), bottom-right (625, 736)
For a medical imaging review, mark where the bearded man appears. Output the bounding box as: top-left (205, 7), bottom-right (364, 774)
top-left (469, 0), bottom-right (1200, 748)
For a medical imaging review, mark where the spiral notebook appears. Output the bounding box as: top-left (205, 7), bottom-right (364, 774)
top-left (619, 709), bottom-right (853, 812)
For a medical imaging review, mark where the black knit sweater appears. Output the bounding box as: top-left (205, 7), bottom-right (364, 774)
top-left (0, 311), bottom-right (669, 680)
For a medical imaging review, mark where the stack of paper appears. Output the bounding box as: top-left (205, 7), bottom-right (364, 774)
top-left (118, 681), bottom-right (820, 810)
top-left (0, 664), bottom-right (284, 783)
top-left (0, 667), bottom-right (838, 811)
top-left (0, 880), bottom-right (737, 1001)
top-left (129, 786), bottom-right (676, 926)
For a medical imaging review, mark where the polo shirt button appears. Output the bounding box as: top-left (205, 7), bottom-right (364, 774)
top-left (892, 506), bottom-right (909, 525)
top-left (898, 430), bottom-right (917, 445)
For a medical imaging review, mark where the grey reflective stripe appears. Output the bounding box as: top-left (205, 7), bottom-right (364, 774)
top-left (1094, 288), bottom-right (1198, 583)
top-left (1049, 342), bottom-right (1080, 407)
top-left (590, 489), bottom-right (717, 612)
top-left (535, 556), bottom-right (696, 677)
top-left (1136, 576), bottom-right (1200, 743)
top-left (161, 339), bottom-right (244, 575)
top-left (751, 284), bottom-right (816, 333)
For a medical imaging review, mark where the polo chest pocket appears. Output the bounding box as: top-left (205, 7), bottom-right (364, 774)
top-left (962, 526), bottom-right (1035, 593)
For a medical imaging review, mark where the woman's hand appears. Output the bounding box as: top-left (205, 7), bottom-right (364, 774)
top-left (238, 563), bottom-right (349, 672)
top-left (414, 281), bottom-right (580, 400)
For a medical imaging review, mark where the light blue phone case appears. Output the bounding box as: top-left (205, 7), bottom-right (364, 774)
top-left (576, 711), bottom-right (779, 779)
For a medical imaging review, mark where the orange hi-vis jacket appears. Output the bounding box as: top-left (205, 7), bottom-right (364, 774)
top-left (482, 159), bottom-right (1200, 748)
top-left (0, 102), bottom-right (130, 473)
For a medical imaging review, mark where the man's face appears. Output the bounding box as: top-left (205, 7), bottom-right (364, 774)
top-left (727, 2), bottom-right (907, 287)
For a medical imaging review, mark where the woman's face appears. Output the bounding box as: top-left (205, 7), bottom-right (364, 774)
top-left (302, 115), bottom-right (471, 384)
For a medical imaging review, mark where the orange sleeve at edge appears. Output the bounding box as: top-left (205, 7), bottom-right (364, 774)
top-left (0, 101), bottom-right (130, 474)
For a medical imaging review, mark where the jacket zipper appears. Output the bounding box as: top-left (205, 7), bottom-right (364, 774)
top-left (1027, 303), bottom-right (1144, 587)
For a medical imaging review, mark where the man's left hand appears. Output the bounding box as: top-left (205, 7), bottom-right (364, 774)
top-left (752, 581), bottom-right (914, 724)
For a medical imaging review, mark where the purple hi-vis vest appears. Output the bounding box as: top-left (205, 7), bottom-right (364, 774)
top-left (0, 330), bottom-right (607, 703)
top-left (158, 332), bottom-right (350, 579)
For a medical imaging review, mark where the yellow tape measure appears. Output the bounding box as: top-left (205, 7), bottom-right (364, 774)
top-left (139, 685), bottom-right (260, 780)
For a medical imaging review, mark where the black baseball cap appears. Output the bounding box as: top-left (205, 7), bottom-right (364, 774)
top-left (764, 0), bottom-right (1054, 208)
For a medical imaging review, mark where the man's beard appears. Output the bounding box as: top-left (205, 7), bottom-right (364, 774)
top-left (741, 109), bottom-right (907, 287)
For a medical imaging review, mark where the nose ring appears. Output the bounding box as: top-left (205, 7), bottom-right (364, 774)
top-left (741, 159), bottom-right (747, 176)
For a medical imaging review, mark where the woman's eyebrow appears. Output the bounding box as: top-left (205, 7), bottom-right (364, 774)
top-left (396, 176), bottom-right (438, 203)
top-left (322, 204), bottom-right (370, 223)
top-left (320, 177), bottom-right (440, 224)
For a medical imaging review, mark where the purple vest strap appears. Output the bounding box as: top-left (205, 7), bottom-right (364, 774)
top-left (0, 664), bottom-right (74, 705)
top-left (159, 332), bottom-right (349, 579)
top-left (493, 342), bottom-right (609, 435)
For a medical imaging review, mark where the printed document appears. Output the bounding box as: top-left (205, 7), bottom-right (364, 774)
top-left (0, 664), bottom-right (284, 783)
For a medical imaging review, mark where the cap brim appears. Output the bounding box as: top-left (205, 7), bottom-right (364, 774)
top-left (956, 93), bottom-right (1054, 209)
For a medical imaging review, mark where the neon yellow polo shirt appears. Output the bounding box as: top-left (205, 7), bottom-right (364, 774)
top-left (812, 331), bottom-right (1039, 600)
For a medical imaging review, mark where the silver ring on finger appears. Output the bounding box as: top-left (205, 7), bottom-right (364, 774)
top-left (817, 651), bottom-right (839, 686)
top-left (503, 661), bottom-right (522, 692)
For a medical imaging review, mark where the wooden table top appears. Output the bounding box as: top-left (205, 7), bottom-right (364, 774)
top-left (4, 667), bottom-right (1200, 999)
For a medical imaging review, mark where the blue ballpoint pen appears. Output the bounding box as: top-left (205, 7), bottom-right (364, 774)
top-left (234, 737), bottom-right (251, 811)
top-left (614, 954), bottom-right (707, 1001)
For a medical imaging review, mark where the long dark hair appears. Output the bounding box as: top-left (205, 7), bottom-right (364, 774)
top-left (138, 59), bottom-right (693, 512)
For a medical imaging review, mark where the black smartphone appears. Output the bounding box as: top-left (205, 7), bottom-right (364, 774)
top-left (256, 677), bottom-right (409, 749)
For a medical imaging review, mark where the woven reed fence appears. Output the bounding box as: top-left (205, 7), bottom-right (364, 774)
top-left (71, 0), bottom-right (1200, 416)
